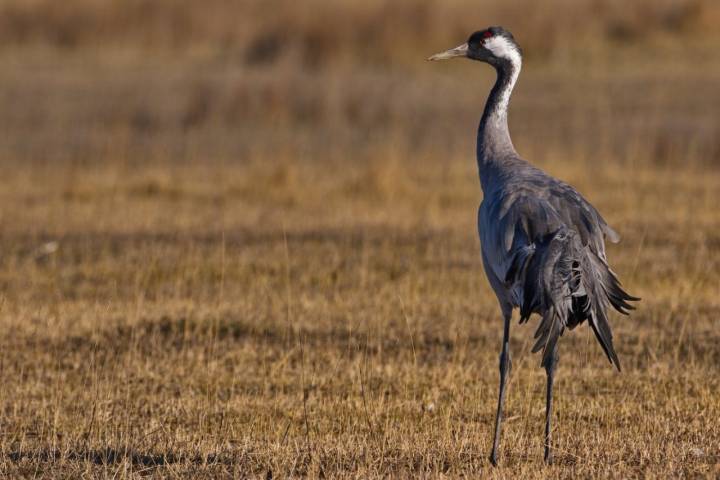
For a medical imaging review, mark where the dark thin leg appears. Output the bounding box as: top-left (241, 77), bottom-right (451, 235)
top-left (544, 345), bottom-right (559, 465)
top-left (489, 313), bottom-right (512, 467)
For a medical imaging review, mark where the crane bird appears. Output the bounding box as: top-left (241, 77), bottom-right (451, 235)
top-left (429, 27), bottom-right (639, 465)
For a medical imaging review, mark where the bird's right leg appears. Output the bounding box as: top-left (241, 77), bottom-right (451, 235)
top-left (489, 310), bottom-right (512, 466)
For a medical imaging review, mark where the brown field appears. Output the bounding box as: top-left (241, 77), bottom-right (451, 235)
top-left (0, 0), bottom-right (719, 477)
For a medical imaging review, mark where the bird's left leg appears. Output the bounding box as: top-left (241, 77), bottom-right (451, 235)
top-left (543, 344), bottom-right (559, 464)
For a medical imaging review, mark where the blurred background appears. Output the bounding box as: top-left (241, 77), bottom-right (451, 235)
top-left (0, 1), bottom-right (719, 476)
top-left (1, 0), bottom-right (719, 170)
top-left (1, 0), bottom-right (717, 236)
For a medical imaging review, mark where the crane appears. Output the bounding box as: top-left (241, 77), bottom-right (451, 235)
top-left (429, 26), bottom-right (639, 465)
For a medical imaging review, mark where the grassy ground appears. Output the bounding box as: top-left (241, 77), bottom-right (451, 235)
top-left (0, 156), bottom-right (718, 477)
top-left (0, 1), bottom-right (719, 477)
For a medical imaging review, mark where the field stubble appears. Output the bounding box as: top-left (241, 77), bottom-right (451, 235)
top-left (0, 7), bottom-right (719, 476)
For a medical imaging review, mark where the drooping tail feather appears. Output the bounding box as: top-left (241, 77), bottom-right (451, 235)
top-left (518, 228), bottom-right (639, 370)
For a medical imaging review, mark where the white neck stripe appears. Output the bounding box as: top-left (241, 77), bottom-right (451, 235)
top-left (483, 36), bottom-right (521, 119)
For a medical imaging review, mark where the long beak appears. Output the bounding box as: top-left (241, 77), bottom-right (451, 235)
top-left (427, 43), bottom-right (468, 61)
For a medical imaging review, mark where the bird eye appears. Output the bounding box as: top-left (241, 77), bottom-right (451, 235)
top-left (483, 31), bottom-right (493, 39)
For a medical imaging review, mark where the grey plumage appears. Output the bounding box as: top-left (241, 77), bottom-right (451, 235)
top-left (480, 163), bottom-right (636, 370)
top-left (430, 26), bottom-right (639, 465)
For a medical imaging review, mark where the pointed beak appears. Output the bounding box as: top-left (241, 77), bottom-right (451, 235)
top-left (427, 43), bottom-right (469, 61)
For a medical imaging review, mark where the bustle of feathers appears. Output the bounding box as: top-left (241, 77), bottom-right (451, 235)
top-left (509, 227), bottom-right (638, 370)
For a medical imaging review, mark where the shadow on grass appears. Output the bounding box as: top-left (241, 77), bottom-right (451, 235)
top-left (16, 312), bottom-right (497, 363)
top-left (7, 448), bottom-right (236, 467)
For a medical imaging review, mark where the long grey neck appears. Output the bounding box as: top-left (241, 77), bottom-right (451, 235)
top-left (476, 61), bottom-right (520, 191)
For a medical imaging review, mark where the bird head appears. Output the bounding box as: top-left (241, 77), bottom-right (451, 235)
top-left (428, 27), bottom-right (522, 70)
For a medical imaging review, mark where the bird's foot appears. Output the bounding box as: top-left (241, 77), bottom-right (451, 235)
top-left (544, 448), bottom-right (553, 465)
top-left (489, 450), bottom-right (499, 467)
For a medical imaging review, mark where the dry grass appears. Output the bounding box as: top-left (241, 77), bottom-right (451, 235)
top-left (0, 0), bottom-right (719, 478)
top-left (1, 156), bottom-right (719, 478)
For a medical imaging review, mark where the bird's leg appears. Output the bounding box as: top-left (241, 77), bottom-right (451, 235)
top-left (490, 312), bottom-right (512, 467)
top-left (543, 345), bottom-right (559, 465)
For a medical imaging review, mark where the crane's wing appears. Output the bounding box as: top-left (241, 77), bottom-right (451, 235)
top-left (480, 175), bottom-right (618, 283)
top-left (545, 180), bottom-right (620, 257)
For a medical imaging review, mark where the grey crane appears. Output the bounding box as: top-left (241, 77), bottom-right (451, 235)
top-left (429, 26), bottom-right (639, 465)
